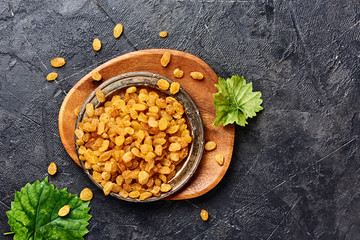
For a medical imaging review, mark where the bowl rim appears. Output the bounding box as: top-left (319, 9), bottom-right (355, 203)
top-left (75, 71), bottom-right (205, 202)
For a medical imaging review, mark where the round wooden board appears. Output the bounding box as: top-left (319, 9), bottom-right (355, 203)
top-left (58, 49), bottom-right (235, 200)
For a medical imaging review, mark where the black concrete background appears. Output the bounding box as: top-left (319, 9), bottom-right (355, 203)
top-left (0, 0), bottom-right (359, 239)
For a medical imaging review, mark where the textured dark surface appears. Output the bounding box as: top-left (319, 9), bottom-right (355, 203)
top-left (0, 0), bottom-right (359, 239)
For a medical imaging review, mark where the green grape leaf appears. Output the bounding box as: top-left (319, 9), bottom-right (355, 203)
top-left (6, 177), bottom-right (91, 240)
top-left (213, 75), bottom-right (263, 126)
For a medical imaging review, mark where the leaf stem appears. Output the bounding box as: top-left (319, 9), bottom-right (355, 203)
top-left (4, 232), bottom-right (14, 235)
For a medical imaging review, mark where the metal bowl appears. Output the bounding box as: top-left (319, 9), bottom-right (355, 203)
top-left (75, 72), bottom-right (204, 202)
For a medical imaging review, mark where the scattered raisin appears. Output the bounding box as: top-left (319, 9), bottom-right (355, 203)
top-left (190, 72), bottom-right (204, 80)
top-left (47, 162), bottom-right (57, 175)
top-left (91, 71), bottom-right (102, 81)
top-left (58, 205), bottom-right (70, 217)
top-left (160, 52), bottom-right (171, 67)
top-left (159, 31), bottom-right (168, 38)
top-left (113, 23), bottom-right (123, 38)
top-left (51, 57), bottom-right (66, 68)
top-left (200, 209), bottom-right (209, 221)
top-left (205, 141), bottom-right (216, 151)
top-left (93, 38), bottom-right (101, 51)
top-left (80, 188), bottom-right (93, 201)
top-left (215, 154), bottom-right (224, 166)
top-left (46, 72), bottom-right (58, 81)
top-left (173, 68), bottom-right (184, 78)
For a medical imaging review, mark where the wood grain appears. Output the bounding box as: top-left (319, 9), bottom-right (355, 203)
top-left (58, 49), bottom-right (235, 200)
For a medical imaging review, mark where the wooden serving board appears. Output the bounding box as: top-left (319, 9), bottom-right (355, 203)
top-left (58, 49), bottom-right (235, 200)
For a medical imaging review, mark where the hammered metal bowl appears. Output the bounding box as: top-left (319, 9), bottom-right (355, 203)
top-left (75, 72), bottom-right (204, 202)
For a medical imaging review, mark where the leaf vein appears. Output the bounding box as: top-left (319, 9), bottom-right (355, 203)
top-left (33, 183), bottom-right (45, 239)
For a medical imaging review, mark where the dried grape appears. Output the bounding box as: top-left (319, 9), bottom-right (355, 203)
top-left (47, 162), bottom-right (57, 175)
top-left (58, 205), bottom-right (70, 217)
top-left (159, 31), bottom-right (168, 38)
top-left (80, 188), bottom-right (93, 201)
top-left (113, 23), bottom-right (123, 38)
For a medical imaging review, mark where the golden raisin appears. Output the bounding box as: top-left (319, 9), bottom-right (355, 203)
top-left (139, 191), bottom-right (152, 200)
top-left (140, 144), bottom-right (153, 154)
top-left (46, 72), bottom-right (58, 81)
top-left (160, 52), bottom-right (171, 67)
top-left (139, 171), bottom-right (150, 185)
top-left (215, 154), bottom-right (224, 166)
top-left (126, 86), bottom-right (137, 94)
top-left (50, 57), bottom-right (66, 68)
top-left (125, 127), bottom-right (135, 135)
top-left (158, 118), bottom-right (168, 131)
top-left (205, 141), bottom-right (217, 151)
top-left (119, 190), bottom-right (129, 198)
top-left (58, 205), bottom-right (70, 217)
top-left (170, 152), bottom-right (180, 161)
top-left (170, 82), bottom-right (180, 95)
top-left (157, 79), bottom-right (170, 90)
top-left (103, 181), bottom-right (113, 195)
top-left (132, 104), bottom-right (147, 111)
top-left (104, 161), bottom-right (117, 173)
top-left (166, 125), bottom-right (179, 134)
top-left (80, 188), bottom-right (93, 201)
top-left (145, 152), bottom-right (156, 162)
top-left (158, 166), bottom-right (171, 174)
top-left (112, 184), bottom-right (121, 193)
top-left (200, 209), bottom-right (209, 221)
top-left (160, 183), bottom-right (172, 192)
top-left (149, 106), bottom-right (159, 113)
top-left (122, 152), bottom-right (134, 163)
top-left (113, 23), bottom-right (123, 38)
top-left (96, 122), bottom-right (104, 135)
top-left (47, 162), bottom-right (57, 175)
top-left (190, 72), bottom-right (204, 80)
top-left (93, 38), bottom-right (101, 51)
top-left (75, 129), bottom-right (84, 139)
top-left (85, 103), bottom-right (94, 117)
top-left (159, 31), bottom-right (168, 38)
top-left (148, 117), bottom-right (158, 127)
top-left (93, 172), bottom-right (102, 182)
top-left (78, 146), bottom-right (86, 155)
top-left (129, 191), bottom-right (141, 199)
top-left (95, 89), bottom-right (106, 103)
top-left (91, 71), bottom-right (102, 81)
top-left (116, 175), bottom-right (124, 185)
top-left (169, 143), bottom-right (181, 152)
top-left (173, 68), bottom-right (184, 78)
top-left (159, 174), bottom-right (167, 183)
top-left (154, 178), bottom-right (162, 186)
top-left (152, 186), bottom-right (161, 195)
top-left (99, 151), bottom-right (111, 162)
